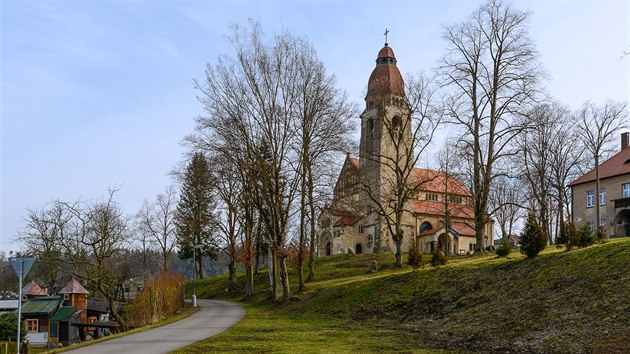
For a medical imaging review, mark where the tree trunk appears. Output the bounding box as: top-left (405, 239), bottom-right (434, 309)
top-left (306, 164), bottom-right (317, 282)
top-left (278, 256), bottom-right (291, 302)
top-left (228, 259), bottom-right (236, 292)
top-left (244, 265), bottom-right (254, 298)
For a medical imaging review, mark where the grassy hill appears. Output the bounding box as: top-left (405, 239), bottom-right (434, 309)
top-left (177, 238), bottom-right (630, 353)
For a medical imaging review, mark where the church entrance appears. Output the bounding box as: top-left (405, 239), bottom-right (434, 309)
top-left (355, 244), bottom-right (363, 254)
top-left (325, 242), bottom-right (332, 256)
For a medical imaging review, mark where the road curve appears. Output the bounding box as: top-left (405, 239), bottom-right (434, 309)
top-left (64, 299), bottom-right (245, 354)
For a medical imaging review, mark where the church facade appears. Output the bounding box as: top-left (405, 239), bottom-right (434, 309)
top-left (318, 43), bottom-right (494, 256)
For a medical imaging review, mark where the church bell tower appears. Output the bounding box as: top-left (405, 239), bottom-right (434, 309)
top-left (358, 38), bottom-right (413, 252)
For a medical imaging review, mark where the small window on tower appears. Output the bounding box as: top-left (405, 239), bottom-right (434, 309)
top-left (392, 116), bottom-right (401, 129)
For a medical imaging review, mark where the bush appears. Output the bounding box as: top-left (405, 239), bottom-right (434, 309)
top-left (124, 272), bottom-right (185, 328)
top-left (496, 242), bottom-right (511, 258)
top-left (578, 224), bottom-right (596, 247)
top-left (565, 222), bottom-right (580, 250)
top-left (557, 222), bottom-right (569, 245)
top-left (407, 240), bottom-right (424, 271)
top-left (0, 313), bottom-right (24, 342)
top-left (431, 242), bottom-right (447, 267)
top-left (520, 210), bottom-right (547, 258)
top-left (596, 227), bottom-right (607, 243)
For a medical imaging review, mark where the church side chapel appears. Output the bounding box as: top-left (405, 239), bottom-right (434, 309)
top-left (318, 38), bottom-right (493, 257)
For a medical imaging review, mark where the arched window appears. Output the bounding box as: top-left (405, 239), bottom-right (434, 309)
top-left (419, 221), bottom-right (433, 233)
top-left (391, 116), bottom-right (401, 138)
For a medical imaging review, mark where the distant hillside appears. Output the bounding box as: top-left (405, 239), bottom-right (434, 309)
top-left (186, 238), bottom-right (630, 353)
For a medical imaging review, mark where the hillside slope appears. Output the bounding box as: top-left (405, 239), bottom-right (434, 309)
top-left (186, 238), bottom-right (630, 353)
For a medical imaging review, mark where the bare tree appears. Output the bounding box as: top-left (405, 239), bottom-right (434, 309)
top-left (59, 188), bottom-right (130, 326)
top-left (519, 104), bottom-right (567, 244)
top-left (292, 38), bottom-right (356, 289)
top-left (575, 100), bottom-right (628, 238)
top-left (438, 0), bottom-right (543, 251)
top-left (211, 153), bottom-right (241, 292)
top-left (136, 186), bottom-right (178, 272)
top-left (191, 21), bottom-right (319, 302)
top-left (548, 115), bottom-right (584, 233)
top-left (17, 203), bottom-right (70, 291)
top-left (489, 175), bottom-right (524, 245)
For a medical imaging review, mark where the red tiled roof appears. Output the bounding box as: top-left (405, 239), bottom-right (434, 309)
top-left (347, 158), bottom-right (471, 196)
top-left (22, 280), bottom-right (47, 296)
top-left (568, 147), bottom-right (630, 186)
top-left (367, 46), bottom-right (405, 97)
top-left (412, 169), bottom-right (471, 196)
top-left (329, 208), bottom-right (361, 227)
top-left (451, 221), bottom-right (476, 236)
top-left (413, 200), bottom-right (475, 219)
top-left (59, 278), bottom-right (89, 294)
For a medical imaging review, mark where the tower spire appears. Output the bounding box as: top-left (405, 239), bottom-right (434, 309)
top-left (383, 28), bottom-right (390, 46)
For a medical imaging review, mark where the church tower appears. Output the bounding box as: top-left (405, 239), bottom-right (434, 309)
top-left (359, 40), bottom-right (414, 252)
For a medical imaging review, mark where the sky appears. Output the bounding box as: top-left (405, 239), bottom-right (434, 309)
top-left (1, 0), bottom-right (628, 252)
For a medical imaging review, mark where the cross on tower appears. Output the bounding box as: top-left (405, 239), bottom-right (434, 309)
top-left (384, 28), bottom-right (390, 46)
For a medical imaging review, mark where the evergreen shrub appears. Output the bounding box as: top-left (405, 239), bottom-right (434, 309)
top-left (520, 210), bottom-right (547, 258)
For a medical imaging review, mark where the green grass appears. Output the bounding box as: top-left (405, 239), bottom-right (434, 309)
top-left (179, 238), bottom-right (630, 353)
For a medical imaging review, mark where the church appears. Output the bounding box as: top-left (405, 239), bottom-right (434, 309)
top-left (318, 41), bottom-right (494, 256)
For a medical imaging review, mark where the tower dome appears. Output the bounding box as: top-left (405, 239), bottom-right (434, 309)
top-left (366, 44), bottom-right (405, 97)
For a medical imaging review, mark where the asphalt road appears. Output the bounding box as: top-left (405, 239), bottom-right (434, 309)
top-left (64, 299), bottom-right (245, 354)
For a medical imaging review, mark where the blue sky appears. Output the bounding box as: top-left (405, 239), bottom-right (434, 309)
top-left (1, 1), bottom-right (628, 251)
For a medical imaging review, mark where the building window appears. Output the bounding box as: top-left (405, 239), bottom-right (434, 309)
top-left (599, 188), bottom-right (606, 205)
top-left (25, 319), bottom-right (38, 332)
top-left (586, 190), bottom-right (594, 208)
top-left (600, 218), bottom-right (606, 227)
top-left (623, 183), bottom-right (630, 198)
top-left (448, 195), bottom-right (462, 204)
top-left (64, 293), bottom-right (70, 300)
top-left (419, 221), bottom-right (433, 233)
top-left (426, 193), bottom-right (439, 202)
top-left (469, 243), bottom-right (475, 251)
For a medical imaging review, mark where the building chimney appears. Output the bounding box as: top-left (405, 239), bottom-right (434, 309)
top-left (622, 132), bottom-right (629, 151)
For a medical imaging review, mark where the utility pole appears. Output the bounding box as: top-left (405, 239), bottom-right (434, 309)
top-left (9, 257), bottom-right (36, 354)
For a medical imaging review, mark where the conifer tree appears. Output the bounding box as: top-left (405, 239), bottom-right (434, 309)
top-left (520, 210), bottom-right (547, 258)
top-left (407, 238), bottom-right (424, 272)
top-left (175, 152), bottom-right (217, 279)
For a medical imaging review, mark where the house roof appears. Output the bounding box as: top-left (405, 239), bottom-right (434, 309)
top-left (22, 280), bottom-right (47, 296)
top-left (21, 297), bottom-right (62, 316)
top-left (413, 200), bottom-right (475, 219)
top-left (59, 278), bottom-right (89, 295)
top-left (413, 169), bottom-right (472, 196)
top-left (329, 208), bottom-right (362, 227)
top-left (88, 298), bottom-right (109, 313)
top-left (451, 222), bottom-right (476, 236)
top-left (568, 146), bottom-right (630, 186)
top-left (48, 306), bottom-right (77, 321)
top-left (494, 235), bottom-right (522, 246)
top-left (347, 157), bottom-right (472, 196)
top-left (0, 300), bottom-right (18, 310)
